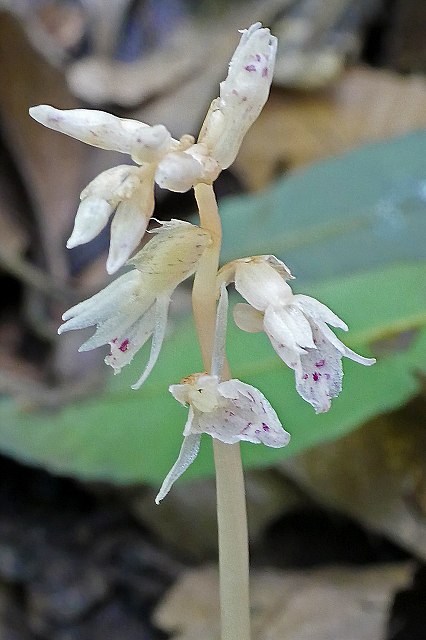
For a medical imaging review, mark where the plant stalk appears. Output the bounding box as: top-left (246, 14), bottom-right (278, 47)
top-left (192, 182), bottom-right (251, 640)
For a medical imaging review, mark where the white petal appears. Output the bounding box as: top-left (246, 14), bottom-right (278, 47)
top-left (233, 303), bottom-right (264, 333)
top-left (263, 306), bottom-right (306, 354)
top-left (67, 196), bottom-right (113, 249)
top-left (316, 321), bottom-right (376, 366)
top-left (293, 294), bottom-right (348, 330)
top-left (235, 260), bottom-right (293, 311)
top-left (191, 379), bottom-right (289, 447)
top-left (29, 105), bottom-right (158, 156)
top-left (293, 321), bottom-right (344, 413)
top-left (155, 151), bottom-right (203, 193)
top-left (104, 303), bottom-right (156, 373)
top-left (198, 23), bottom-right (276, 168)
top-left (278, 305), bottom-right (316, 349)
top-left (169, 382), bottom-right (192, 407)
top-left (155, 433), bottom-right (201, 504)
top-left (267, 333), bottom-right (301, 370)
top-left (106, 181), bottom-right (154, 274)
top-left (131, 295), bottom-right (171, 389)
top-left (130, 220), bottom-right (211, 290)
top-left (78, 298), bottom-right (150, 352)
top-left (80, 165), bottom-right (142, 201)
top-left (211, 284), bottom-right (229, 377)
top-left (59, 271), bottom-right (143, 331)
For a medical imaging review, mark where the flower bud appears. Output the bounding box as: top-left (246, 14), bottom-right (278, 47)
top-left (199, 23), bottom-right (277, 168)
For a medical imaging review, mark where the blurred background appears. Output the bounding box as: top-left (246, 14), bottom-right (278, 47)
top-left (0, 0), bottom-right (425, 638)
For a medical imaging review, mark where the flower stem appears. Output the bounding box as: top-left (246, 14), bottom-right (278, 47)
top-left (192, 182), bottom-right (251, 640)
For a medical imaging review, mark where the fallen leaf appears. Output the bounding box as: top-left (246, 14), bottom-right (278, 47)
top-left (155, 563), bottom-right (413, 640)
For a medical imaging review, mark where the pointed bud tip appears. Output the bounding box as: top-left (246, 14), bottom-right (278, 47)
top-left (66, 236), bottom-right (80, 249)
top-left (29, 104), bottom-right (55, 124)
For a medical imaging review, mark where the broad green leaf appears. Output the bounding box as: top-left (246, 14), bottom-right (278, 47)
top-left (0, 262), bottom-right (424, 485)
top-left (221, 131), bottom-right (426, 284)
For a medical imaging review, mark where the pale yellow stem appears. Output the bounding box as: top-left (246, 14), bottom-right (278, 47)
top-left (192, 182), bottom-right (251, 640)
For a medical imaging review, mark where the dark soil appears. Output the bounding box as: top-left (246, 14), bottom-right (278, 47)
top-left (0, 453), bottom-right (424, 639)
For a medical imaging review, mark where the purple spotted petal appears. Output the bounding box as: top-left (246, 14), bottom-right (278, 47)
top-left (190, 379), bottom-right (290, 448)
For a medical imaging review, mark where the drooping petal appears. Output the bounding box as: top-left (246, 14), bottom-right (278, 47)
top-left (78, 296), bottom-right (152, 353)
top-left (267, 334), bottom-right (300, 371)
top-left (104, 303), bottom-right (156, 373)
top-left (59, 271), bottom-right (143, 333)
top-left (29, 105), bottom-right (173, 162)
top-left (130, 220), bottom-right (211, 290)
top-left (315, 320), bottom-right (376, 366)
top-left (277, 305), bottom-right (316, 349)
top-left (233, 303), bottom-right (264, 333)
top-left (293, 294), bottom-right (348, 330)
top-left (155, 433), bottom-right (201, 504)
top-left (235, 259), bottom-right (293, 311)
top-left (199, 23), bottom-right (277, 168)
top-left (191, 379), bottom-right (290, 447)
top-left (131, 295), bottom-right (171, 390)
top-left (263, 306), bottom-right (307, 354)
top-left (67, 196), bottom-right (114, 249)
top-left (293, 321), bottom-right (344, 413)
top-left (80, 165), bottom-right (142, 201)
top-left (106, 175), bottom-right (155, 274)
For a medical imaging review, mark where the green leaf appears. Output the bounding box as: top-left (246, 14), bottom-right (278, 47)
top-left (1, 133), bottom-right (425, 485)
top-left (0, 262), bottom-right (424, 485)
top-left (221, 131), bottom-right (426, 284)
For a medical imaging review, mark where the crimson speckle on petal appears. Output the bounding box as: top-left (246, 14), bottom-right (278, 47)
top-left (222, 254), bottom-right (375, 413)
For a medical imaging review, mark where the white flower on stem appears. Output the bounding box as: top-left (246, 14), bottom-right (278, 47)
top-left (199, 22), bottom-right (277, 169)
top-left (58, 220), bottom-right (211, 388)
top-left (218, 256), bottom-right (376, 414)
top-left (156, 286), bottom-right (290, 503)
top-left (29, 106), bottom-right (220, 273)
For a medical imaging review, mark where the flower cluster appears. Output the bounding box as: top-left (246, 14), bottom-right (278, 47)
top-left (29, 106), bottom-right (220, 273)
top-left (30, 22), bottom-right (375, 502)
top-left (29, 22), bottom-right (276, 274)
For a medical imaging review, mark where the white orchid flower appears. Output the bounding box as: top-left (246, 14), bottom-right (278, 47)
top-left (156, 286), bottom-right (290, 503)
top-left (199, 22), bottom-right (277, 169)
top-left (29, 23), bottom-right (274, 273)
top-left (218, 256), bottom-right (376, 414)
top-left (29, 106), bottom-right (220, 273)
top-left (58, 220), bottom-right (211, 388)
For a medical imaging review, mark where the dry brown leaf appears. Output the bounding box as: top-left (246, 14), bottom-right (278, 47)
top-left (279, 399), bottom-right (426, 560)
top-left (0, 11), bottom-right (87, 280)
top-left (155, 563), bottom-right (413, 640)
top-left (236, 66), bottom-right (426, 189)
